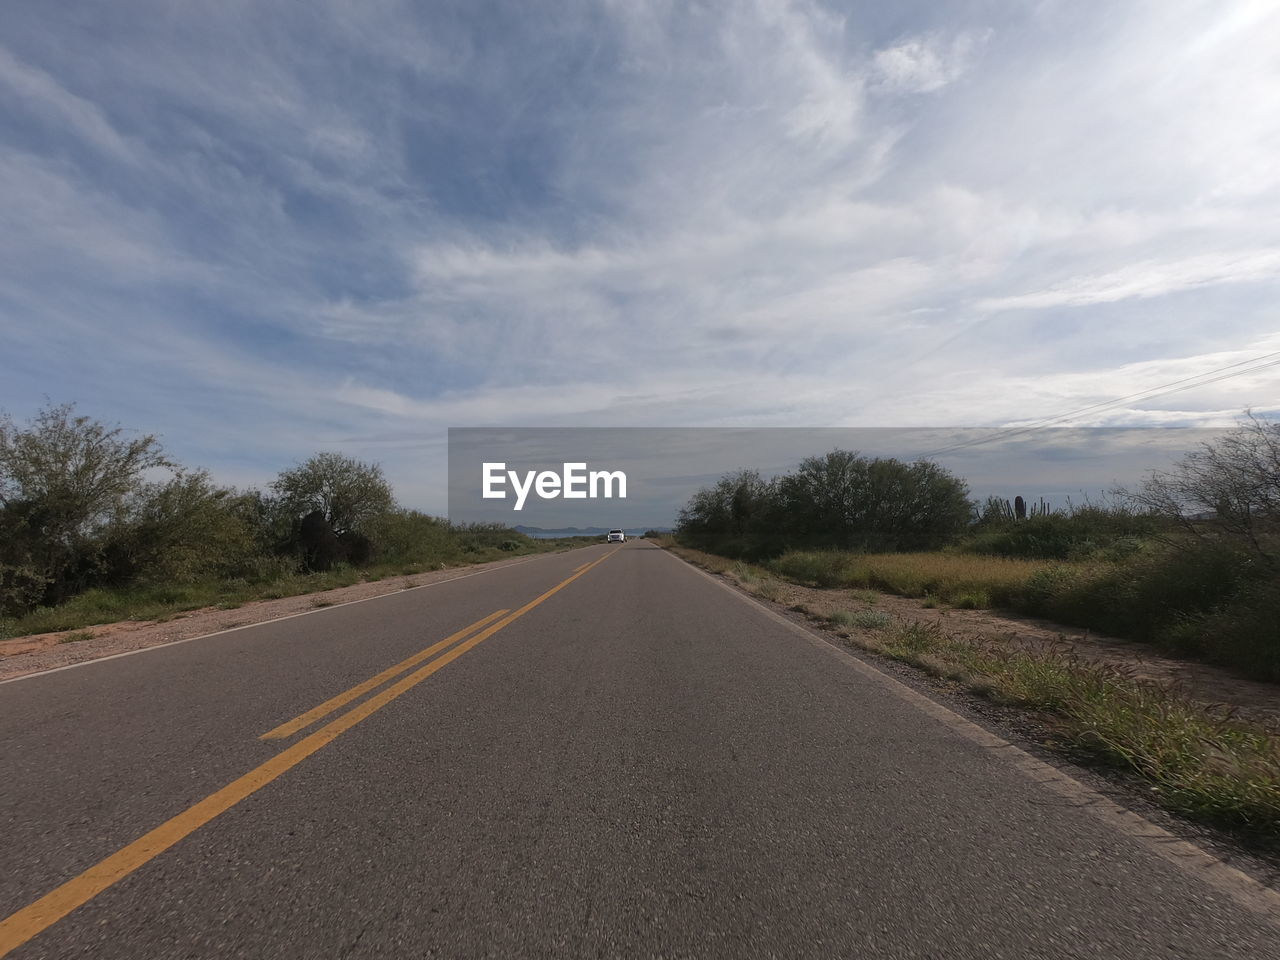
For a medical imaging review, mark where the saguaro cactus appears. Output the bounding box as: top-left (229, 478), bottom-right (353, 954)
top-left (1014, 495), bottom-right (1026, 520)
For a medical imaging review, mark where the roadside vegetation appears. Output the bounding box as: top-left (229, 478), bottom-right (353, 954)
top-left (853, 617), bottom-right (1280, 838)
top-left (0, 402), bottom-right (579, 639)
top-left (667, 542), bottom-right (1280, 842)
top-left (675, 416), bottom-right (1280, 682)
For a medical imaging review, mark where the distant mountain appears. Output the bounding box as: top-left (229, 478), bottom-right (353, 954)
top-left (514, 525), bottom-right (670, 537)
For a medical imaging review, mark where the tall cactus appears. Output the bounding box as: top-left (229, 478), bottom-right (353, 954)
top-left (1015, 495), bottom-right (1026, 520)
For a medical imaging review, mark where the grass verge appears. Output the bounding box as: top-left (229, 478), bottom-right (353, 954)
top-left (1, 539), bottom-right (585, 639)
top-left (680, 540), bottom-right (1280, 682)
top-left (858, 621), bottom-right (1280, 840)
top-left (767, 548), bottom-right (1054, 606)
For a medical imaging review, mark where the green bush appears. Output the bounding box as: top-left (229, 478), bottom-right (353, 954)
top-left (962, 505), bottom-right (1163, 561)
top-left (768, 551), bottom-right (850, 588)
top-left (1188, 580), bottom-right (1280, 681)
top-left (1010, 540), bottom-right (1278, 679)
top-left (454, 522), bottom-right (532, 554)
top-left (830, 609), bottom-right (891, 630)
top-left (953, 590), bottom-right (990, 609)
top-left (677, 452), bottom-right (972, 558)
top-left (366, 509), bottom-right (458, 565)
top-left (104, 471), bottom-right (264, 586)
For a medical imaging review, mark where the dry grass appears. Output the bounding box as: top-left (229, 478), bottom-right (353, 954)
top-left (858, 622), bottom-right (1280, 837)
top-left (769, 549), bottom-right (1054, 607)
top-left (830, 609), bottom-right (892, 630)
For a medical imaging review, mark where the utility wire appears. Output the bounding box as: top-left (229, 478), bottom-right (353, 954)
top-left (918, 350), bottom-right (1280, 459)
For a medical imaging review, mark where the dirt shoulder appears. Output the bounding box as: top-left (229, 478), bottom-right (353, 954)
top-left (0, 552), bottom-right (559, 682)
top-left (673, 548), bottom-right (1280, 728)
top-left (825, 588), bottom-right (1280, 726)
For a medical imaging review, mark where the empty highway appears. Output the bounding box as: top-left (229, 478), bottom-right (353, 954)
top-left (2, 541), bottom-right (1278, 958)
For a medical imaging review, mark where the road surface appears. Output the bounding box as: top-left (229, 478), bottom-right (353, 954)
top-left (2, 541), bottom-right (1278, 958)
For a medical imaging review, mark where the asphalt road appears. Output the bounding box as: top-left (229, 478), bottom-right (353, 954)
top-left (2, 541), bottom-right (1278, 959)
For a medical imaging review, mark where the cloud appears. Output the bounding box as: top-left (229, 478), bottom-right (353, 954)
top-left (871, 31), bottom-right (990, 94)
top-left (0, 45), bottom-right (138, 162)
top-left (1, 0), bottom-right (1279, 513)
top-left (0, 149), bottom-right (213, 284)
top-left (978, 249), bottom-right (1280, 311)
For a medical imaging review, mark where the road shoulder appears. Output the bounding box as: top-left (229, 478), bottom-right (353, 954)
top-left (658, 544), bottom-right (1280, 905)
top-left (0, 549), bottom-right (590, 682)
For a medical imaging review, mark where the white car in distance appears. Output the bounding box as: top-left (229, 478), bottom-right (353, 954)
top-left (607, 529), bottom-right (626, 543)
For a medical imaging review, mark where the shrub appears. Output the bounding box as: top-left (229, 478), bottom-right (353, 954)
top-left (676, 470), bottom-right (783, 558)
top-left (104, 471), bottom-right (263, 584)
top-left (367, 509), bottom-right (456, 564)
top-left (753, 580), bottom-right (783, 602)
top-left (962, 503), bottom-right (1163, 560)
top-left (1008, 539), bottom-right (1278, 680)
top-left (1016, 541), bottom-right (1261, 637)
top-left (1176, 579), bottom-right (1280, 682)
top-left (677, 451), bottom-right (972, 557)
top-left (0, 402), bottom-right (170, 609)
top-left (0, 561), bottom-right (51, 619)
top-left (272, 452), bottom-right (394, 537)
top-left (768, 551), bottom-right (850, 588)
top-left (1124, 413), bottom-right (1280, 564)
top-left (777, 451), bottom-right (972, 552)
top-left (830, 609), bottom-right (891, 630)
top-left (953, 590), bottom-right (990, 609)
top-left (454, 523), bottom-right (531, 554)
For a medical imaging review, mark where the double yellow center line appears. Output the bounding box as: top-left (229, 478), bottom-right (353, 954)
top-left (259, 607), bottom-right (509, 740)
top-left (0, 547), bottom-right (619, 958)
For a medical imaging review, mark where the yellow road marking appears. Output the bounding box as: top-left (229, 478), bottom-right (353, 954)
top-left (0, 547), bottom-right (619, 958)
top-left (260, 608), bottom-right (508, 740)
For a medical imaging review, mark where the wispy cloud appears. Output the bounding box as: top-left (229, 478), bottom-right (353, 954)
top-left (871, 30), bottom-right (990, 94)
top-left (1, 0), bottom-right (1278, 511)
top-left (979, 249), bottom-right (1280, 311)
top-left (0, 45), bottom-right (138, 163)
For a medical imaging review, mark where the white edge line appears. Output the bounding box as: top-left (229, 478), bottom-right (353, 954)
top-left (1, 547), bottom-right (602, 686)
top-left (660, 547), bottom-right (1280, 921)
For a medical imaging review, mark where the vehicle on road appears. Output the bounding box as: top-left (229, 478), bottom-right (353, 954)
top-left (607, 529), bottom-right (626, 542)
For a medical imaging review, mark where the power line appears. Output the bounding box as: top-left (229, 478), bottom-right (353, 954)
top-left (921, 355), bottom-right (1280, 458)
top-left (921, 354), bottom-right (1280, 458)
top-left (918, 350), bottom-right (1280, 459)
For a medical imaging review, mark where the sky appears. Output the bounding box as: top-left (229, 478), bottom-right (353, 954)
top-left (1, 0), bottom-right (1278, 514)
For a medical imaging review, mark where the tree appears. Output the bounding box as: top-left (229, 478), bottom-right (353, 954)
top-left (676, 469), bottom-right (781, 556)
top-left (0, 402), bottom-right (170, 543)
top-left (777, 450), bottom-right (972, 552)
top-left (677, 452), bottom-right (972, 556)
top-left (103, 470), bottom-right (261, 584)
top-left (1124, 413), bottom-right (1280, 563)
top-left (0, 403), bottom-right (171, 608)
top-left (271, 452), bottom-right (394, 536)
